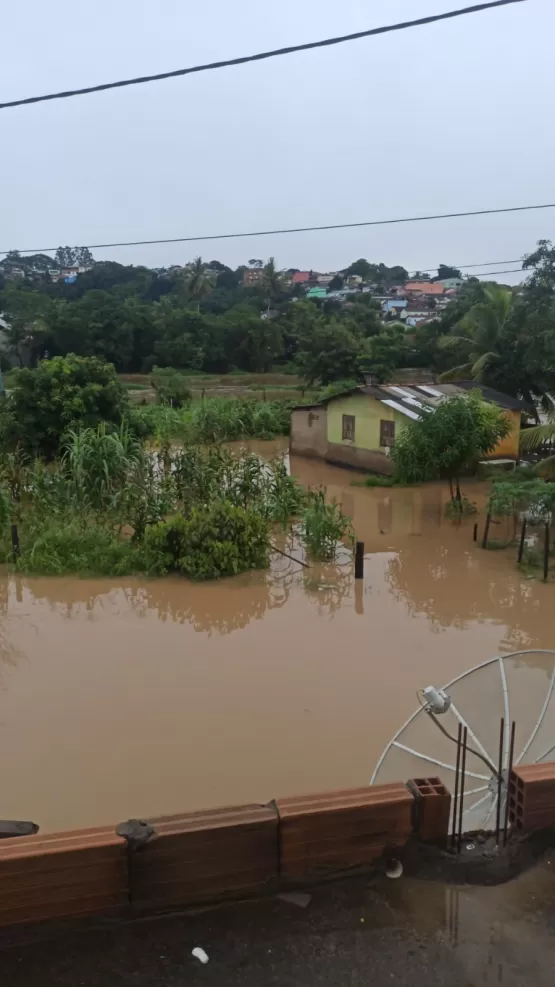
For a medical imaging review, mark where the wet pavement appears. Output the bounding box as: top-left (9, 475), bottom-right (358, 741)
top-left (1, 862), bottom-right (555, 985)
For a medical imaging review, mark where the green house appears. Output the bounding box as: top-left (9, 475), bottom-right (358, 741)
top-left (290, 379), bottom-right (523, 474)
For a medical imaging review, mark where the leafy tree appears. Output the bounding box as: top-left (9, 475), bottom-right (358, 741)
top-left (439, 283), bottom-right (513, 382)
top-left (348, 295), bottom-right (383, 337)
top-left (3, 250), bottom-right (23, 268)
top-left (0, 285), bottom-right (51, 366)
top-left (55, 246), bottom-right (77, 267)
top-left (435, 264), bottom-right (462, 281)
top-left (150, 368), bottom-right (192, 407)
top-left (297, 318), bottom-right (366, 385)
top-left (522, 239), bottom-right (555, 305)
top-left (46, 291), bottom-right (136, 370)
top-left (261, 256), bottom-right (284, 314)
top-left (223, 305), bottom-right (283, 372)
top-left (215, 267), bottom-right (240, 292)
top-left (152, 300), bottom-right (204, 369)
top-left (9, 354), bottom-right (128, 458)
top-left (248, 259), bottom-right (264, 269)
top-left (75, 247), bottom-right (94, 267)
top-left (344, 258), bottom-right (372, 280)
top-left (366, 324), bottom-right (406, 382)
top-left (392, 392), bottom-right (511, 503)
top-left (328, 275), bottom-right (344, 291)
top-left (183, 256), bottom-right (213, 309)
top-left (52, 245), bottom-right (94, 269)
top-left (24, 253), bottom-right (55, 273)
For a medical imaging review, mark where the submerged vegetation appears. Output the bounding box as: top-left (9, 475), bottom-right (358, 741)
top-left (392, 391), bottom-right (510, 515)
top-left (0, 425), bottom-right (351, 579)
top-left (129, 396), bottom-right (292, 445)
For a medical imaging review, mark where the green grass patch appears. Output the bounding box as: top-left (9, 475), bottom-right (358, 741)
top-left (351, 475), bottom-right (402, 488)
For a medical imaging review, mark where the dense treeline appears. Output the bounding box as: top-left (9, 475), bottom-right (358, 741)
top-left (2, 243), bottom-right (555, 400)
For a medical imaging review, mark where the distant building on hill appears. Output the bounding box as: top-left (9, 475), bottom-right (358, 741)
top-left (382, 299), bottom-right (408, 316)
top-left (291, 271), bottom-right (310, 286)
top-left (242, 268), bottom-right (264, 286)
top-left (306, 287), bottom-right (327, 300)
top-left (438, 277), bottom-right (464, 291)
top-left (404, 281), bottom-right (444, 297)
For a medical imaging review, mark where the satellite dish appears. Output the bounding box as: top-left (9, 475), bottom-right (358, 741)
top-left (371, 651), bottom-right (555, 833)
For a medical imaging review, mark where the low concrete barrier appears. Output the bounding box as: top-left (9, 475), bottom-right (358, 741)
top-left (277, 784), bottom-right (413, 881)
top-left (130, 804), bottom-right (278, 912)
top-left (407, 777), bottom-right (452, 846)
top-left (6, 762), bottom-right (555, 930)
top-left (510, 763), bottom-right (555, 831)
top-left (0, 826), bottom-right (127, 927)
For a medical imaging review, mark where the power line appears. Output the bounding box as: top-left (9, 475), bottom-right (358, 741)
top-left (467, 267), bottom-right (525, 277)
top-left (410, 258), bottom-right (522, 274)
top-left (0, 201), bottom-right (552, 257)
top-left (0, 0), bottom-right (527, 111)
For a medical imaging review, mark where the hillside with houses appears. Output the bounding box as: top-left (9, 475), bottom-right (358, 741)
top-left (0, 244), bottom-right (551, 413)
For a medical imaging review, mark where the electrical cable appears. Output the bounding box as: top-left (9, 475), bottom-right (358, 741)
top-left (1, 201), bottom-right (552, 257)
top-left (415, 690), bottom-right (498, 775)
top-left (464, 268), bottom-right (525, 277)
top-left (0, 1), bottom-right (527, 111)
top-left (410, 259), bottom-right (522, 274)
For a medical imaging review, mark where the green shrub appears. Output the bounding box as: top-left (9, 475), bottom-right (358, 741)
top-left (301, 489), bottom-right (354, 561)
top-left (141, 502), bottom-right (270, 580)
top-left (9, 354), bottom-right (128, 459)
top-left (316, 379), bottom-right (359, 403)
top-left (359, 475), bottom-right (399, 488)
top-left (128, 397), bottom-right (290, 444)
top-left (150, 368), bottom-right (192, 408)
top-left (17, 522), bottom-right (141, 576)
top-left (445, 496), bottom-right (477, 519)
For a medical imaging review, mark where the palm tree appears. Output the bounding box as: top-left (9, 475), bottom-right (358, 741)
top-left (184, 256), bottom-right (213, 310)
top-left (520, 411), bottom-right (555, 455)
top-left (439, 283), bottom-right (512, 382)
top-left (261, 257), bottom-right (283, 315)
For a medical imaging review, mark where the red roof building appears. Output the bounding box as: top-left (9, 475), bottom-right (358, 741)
top-left (291, 271), bottom-right (310, 285)
top-left (404, 281), bottom-right (444, 296)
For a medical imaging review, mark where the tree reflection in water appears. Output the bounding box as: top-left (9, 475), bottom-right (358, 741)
top-left (385, 538), bottom-right (547, 653)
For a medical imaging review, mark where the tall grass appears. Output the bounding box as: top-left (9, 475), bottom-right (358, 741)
top-left (301, 489), bottom-right (354, 561)
top-left (0, 423), bottom-right (351, 578)
top-left (129, 397), bottom-right (291, 444)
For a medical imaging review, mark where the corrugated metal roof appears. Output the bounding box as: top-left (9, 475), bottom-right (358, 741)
top-left (453, 380), bottom-right (526, 410)
top-left (381, 398), bottom-right (421, 421)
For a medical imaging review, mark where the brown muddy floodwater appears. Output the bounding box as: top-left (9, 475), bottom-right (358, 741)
top-left (1, 440), bottom-right (554, 833)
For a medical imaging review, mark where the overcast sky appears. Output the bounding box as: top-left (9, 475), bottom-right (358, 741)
top-left (1, 1), bottom-right (552, 283)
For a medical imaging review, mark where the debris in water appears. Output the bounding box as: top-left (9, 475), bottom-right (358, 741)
top-left (277, 891), bottom-right (312, 909)
top-left (192, 948), bottom-right (209, 965)
top-left (385, 859), bottom-right (403, 879)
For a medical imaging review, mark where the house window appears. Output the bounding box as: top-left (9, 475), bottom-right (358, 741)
top-left (342, 414), bottom-right (355, 441)
top-left (380, 419), bottom-right (396, 447)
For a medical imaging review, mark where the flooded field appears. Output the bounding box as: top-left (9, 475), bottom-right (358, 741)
top-left (1, 440), bottom-right (554, 833)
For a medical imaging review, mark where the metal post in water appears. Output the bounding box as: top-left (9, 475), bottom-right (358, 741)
top-left (451, 723), bottom-right (463, 850)
top-left (355, 541), bottom-right (364, 580)
top-left (503, 722), bottom-right (516, 847)
top-left (544, 522), bottom-right (550, 582)
top-left (482, 512), bottom-right (492, 549)
top-left (517, 519), bottom-right (527, 564)
top-left (354, 580), bottom-right (364, 615)
top-left (495, 717), bottom-right (505, 846)
top-left (457, 726), bottom-right (468, 854)
top-left (473, 522), bottom-right (478, 542)
top-left (10, 524), bottom-right (20, 560)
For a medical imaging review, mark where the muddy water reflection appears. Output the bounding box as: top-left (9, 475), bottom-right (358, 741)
top-left (1, 449), bottom-right (553, 833)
